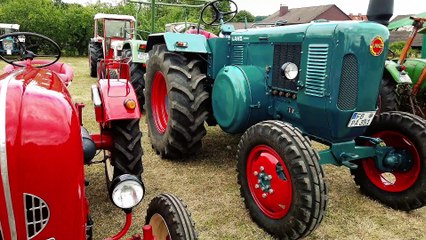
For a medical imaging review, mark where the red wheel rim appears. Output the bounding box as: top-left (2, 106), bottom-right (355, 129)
top-left (362, 131), bottom-right (421, 192)
top-left (246, 145), bottom-right (293, 219)
top-left (151, 71), bottom-right (168, 134)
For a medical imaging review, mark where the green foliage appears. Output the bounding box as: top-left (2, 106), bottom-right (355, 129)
top-left (389, 41), bottom-right (421, 58)
top-left (234, 10), bottom-right (255, 22)
top-left (0, 0), bottom-right (231, 56)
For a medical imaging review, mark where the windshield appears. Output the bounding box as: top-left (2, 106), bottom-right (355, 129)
top-left (105, 20), bottom-right (131, 38)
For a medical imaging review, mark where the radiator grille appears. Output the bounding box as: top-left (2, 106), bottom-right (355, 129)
top-left (338, 54), bottom-right (359, 110)
top-left (24, 194), bottom-right (50, 239)
top-left (305, 44), bottom-right (329, 97)
top-left (272, 43), bottom-right (301, 91)
top-left (231, 45), bottom-right (245, 65)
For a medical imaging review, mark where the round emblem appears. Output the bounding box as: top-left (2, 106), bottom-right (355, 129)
top-left (370, 36), bottom-right (385, 56)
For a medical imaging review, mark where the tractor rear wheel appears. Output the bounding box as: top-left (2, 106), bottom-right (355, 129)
top-left (130, 62), bottom-right (145, 109)
top-left (145, 193), bottom-right (198, 240)
top-left (89, 42), bottom-right (103, 78)
top-left (105, 119), bottom-right (143, 187)
top-left (145, 44), bottom-right (209, 158)
top-left (123, 50), bottom-right (145, 109)
top-left (379, 77), bottom-right (398, 112)
top-left (351, 111), bottom-right (426, 211)
top-left (237, 120), bottom-right (327, 239)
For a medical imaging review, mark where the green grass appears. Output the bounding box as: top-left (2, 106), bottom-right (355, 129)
top-left (2, 57), bottom-right (426, 240)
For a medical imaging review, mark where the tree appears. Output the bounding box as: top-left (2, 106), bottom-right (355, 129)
top-left (234, 10), bottom-right (255, 22)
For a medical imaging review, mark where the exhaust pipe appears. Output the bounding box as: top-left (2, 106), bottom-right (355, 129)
top-left (367, 0), bottom-right (394, 26)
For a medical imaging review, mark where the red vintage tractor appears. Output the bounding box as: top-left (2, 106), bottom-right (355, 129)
top-left (0, 31), bottom-right (197, 240)
top-left (88, 13), bottom-right (146, 109)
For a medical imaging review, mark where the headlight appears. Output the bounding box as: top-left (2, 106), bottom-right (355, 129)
top-left (110, 174), bottom-right (144, 210)
top-left (281, 62), bottom-right (298, 80)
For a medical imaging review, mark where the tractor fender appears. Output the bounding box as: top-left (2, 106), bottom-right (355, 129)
top-left (95, 79), bottom-right (141, 123)
top-left (384, 60), bottom-right (412, 84)
top-left (212, 65), bottom-right (269, 134)
top-left (146, 32), bottom-right (210, 54)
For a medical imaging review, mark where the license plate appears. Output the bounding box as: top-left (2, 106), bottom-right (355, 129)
top-left (138, 52), bottom-right (149, 62)
top-left (347, 111), bottom-right (376, 128)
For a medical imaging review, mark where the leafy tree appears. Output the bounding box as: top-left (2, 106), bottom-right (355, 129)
top-left (234, 10), bottom-right (255, 22)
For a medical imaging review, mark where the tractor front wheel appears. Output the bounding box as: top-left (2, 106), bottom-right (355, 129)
top-left (351, 111), bottom-right (426, 211)
top-left (145, 193), bottom-right (198, 240)
top-left (105, 119), bottom-right (143, 187)
top-left (237, 120), bottom-right (327, 239)
top-left (145, 44), bottom-right (209, 158)
top-left (378, 77), bottom-right (398, 113)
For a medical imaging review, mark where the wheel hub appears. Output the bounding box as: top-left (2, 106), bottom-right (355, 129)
top-left (247, 145), bottom-right (292, 219)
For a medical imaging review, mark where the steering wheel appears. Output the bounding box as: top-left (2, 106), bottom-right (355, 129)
top-left (200, 0), bottom-right (238, 26)
top-left (0, 32), bottom-right (61, 68)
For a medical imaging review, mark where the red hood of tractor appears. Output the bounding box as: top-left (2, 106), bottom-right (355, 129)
top-left (0, 68), bottom-right (87, 240)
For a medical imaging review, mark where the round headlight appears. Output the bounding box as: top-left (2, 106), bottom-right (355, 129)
top-left (281, 62), bottom-right (298, 80)
top-left (110, 174), bottom-right (144, 209)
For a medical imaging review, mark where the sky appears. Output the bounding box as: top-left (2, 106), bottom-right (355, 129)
top-left (62, 0), bottom-right (425, 17)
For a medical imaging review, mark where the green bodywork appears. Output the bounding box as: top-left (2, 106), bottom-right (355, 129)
top-left (123, 39), bottom-right (148, 63)
top-left (149, 20), bottom-right (392, 167)
top-left (405, 58), bottom-right (426, 91)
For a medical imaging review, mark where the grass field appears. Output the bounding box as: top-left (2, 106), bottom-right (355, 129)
top-left (2, 57), bottom-right (426, 240)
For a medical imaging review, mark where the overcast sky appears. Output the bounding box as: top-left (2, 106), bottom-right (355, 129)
top-left (62, 0), bottom-right (425, 17)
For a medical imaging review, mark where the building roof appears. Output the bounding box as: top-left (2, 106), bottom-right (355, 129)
top-left (260, 4), bottom-right (350, 25)
top-left (390, 31), bottom-right (423, 48)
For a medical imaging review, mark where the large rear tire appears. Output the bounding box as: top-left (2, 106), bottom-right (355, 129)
top-left (237, 120), bottom-right (327, 239)
top-left (105, 119), bottom-right (143, 187)
top-left (89, 42), bottom-right (103, 78)
top-left (145, 44), bottom-right (209, 158)
top-left (351, 111), bottom-right (426, 211)
top-left (145, 193), bottom-right (198, 240)
top-left (130, 62), bottom-right (145, 109)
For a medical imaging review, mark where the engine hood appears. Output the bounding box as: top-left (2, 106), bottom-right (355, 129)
top-left (0, 68), bottom-right (87, 240)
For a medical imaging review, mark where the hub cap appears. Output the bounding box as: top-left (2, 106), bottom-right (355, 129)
top-left (151, 71), bottom-right (168, 134)
top-left (246, 145), bottom-right (292, 219)
top-left (363, 131), bottom-right (421, 192)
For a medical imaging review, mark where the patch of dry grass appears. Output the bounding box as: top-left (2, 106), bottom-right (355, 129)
top-left (1, 57), bottom-right (426, 240)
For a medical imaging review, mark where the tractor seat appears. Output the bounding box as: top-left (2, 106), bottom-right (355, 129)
top-left (3, 60), bottom-right (74, 87)
top-left (186, 28), bottom-right (218, 39)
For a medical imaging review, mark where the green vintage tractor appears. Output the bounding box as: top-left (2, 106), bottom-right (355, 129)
top-left (380, 13), bottom-right (426, 117)
top-left (144, 0), bottom-right (426, 238)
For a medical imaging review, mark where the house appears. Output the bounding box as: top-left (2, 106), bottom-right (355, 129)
top-left (259, 4), bottom-right (351, 25)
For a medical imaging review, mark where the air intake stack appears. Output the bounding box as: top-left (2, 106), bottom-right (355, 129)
top-left (367, 0), bottom-right (394, 25)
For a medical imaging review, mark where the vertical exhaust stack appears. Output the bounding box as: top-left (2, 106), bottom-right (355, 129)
top-left (367, 0), bottom-right (394, 26)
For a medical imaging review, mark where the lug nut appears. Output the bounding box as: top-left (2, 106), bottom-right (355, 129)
top-left (262, 193), bottom-right (267, 198)
top-left (269, 189), bottom-right (274, 194)
top-left (260, 166), bottom-right (264, 171)
top-left (268, 175), bottom-right (272, 180)
top-left (255, 184), bottom-right (259, 189)
top-left (254, 171), bottom-right (258, 176)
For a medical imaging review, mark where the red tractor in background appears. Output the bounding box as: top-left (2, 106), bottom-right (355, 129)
top-left (89, 13), bottom-right (146, 109)
top-left (0, 31), bottom-right (197, 240)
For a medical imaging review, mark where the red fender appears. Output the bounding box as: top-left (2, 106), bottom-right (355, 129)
top-left (95, 78), bottom-right (141, 123)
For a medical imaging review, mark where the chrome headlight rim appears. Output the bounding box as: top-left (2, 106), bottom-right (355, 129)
top-left (109, 174), bottom-right (145, 210)
top-left (281, 62), bottom-right (299, 80)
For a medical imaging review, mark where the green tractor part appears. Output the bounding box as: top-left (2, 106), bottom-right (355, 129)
top-left (380, 13), bottom-right (426, 117)
top-left (144, 0), bottom-right (426, 239)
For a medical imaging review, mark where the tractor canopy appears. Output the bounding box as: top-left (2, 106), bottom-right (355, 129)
top-left (0, 68), bottom-right (87, 240)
